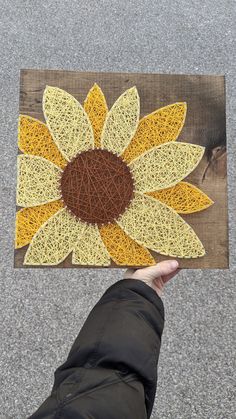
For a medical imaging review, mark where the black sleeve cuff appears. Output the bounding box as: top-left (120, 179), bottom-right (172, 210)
top-left (103, 278), bottom-right (165, 320)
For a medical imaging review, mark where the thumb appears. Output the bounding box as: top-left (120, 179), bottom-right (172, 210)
top-left (131, 260), bottom-right (179, 281)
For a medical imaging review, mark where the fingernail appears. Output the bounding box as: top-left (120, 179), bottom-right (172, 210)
top-left (170, 260), bottom-right (179, 269)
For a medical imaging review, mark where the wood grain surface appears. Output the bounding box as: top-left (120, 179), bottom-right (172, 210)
top-left (15, 69), bottom-right (228, 268)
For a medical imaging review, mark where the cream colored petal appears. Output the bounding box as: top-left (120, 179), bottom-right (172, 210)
top-left (43, 86), bottom-right (94, 161)
top-left (16, 155), bottom-right (62, 207)
top-left (72, 224), bottom-right (110, 266)
top-left (117, 193), bottom-right (205, 258)
top-left (101, 87), bottom-right (140, 155)
top-left (24, 208), bottom-right (85, 265)
top-left (129, 142), bottom-right (205, 192)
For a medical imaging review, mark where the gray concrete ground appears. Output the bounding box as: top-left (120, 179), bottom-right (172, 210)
top-left (0, 1), bottom-right (235, 418)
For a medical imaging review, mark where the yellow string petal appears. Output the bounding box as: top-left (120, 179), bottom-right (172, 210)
top-left (147, 182), bottom-right (214, 214)
top-left (72, 224), bottom-right (110, 266)
top-left (17, 155), bottom-right (62, 207)
top-left (18, 115), bottom-right (67, 169)
top-left (100, 222), bottom-right (155, 266)
top-left (122, 102), bottom-right (187, 162)
top-left (117, 193), bottom-right (205, 258)
top-left (84, 84), bottom-right (108, 148)
top-left (43, 86), bottom-right (94, 161)
top-left (24, 208), bottom-right (85, 265)
top-left (15, 200), bottom-right (64, 249)
top-left (129, 142), bottom-right (205, 193)
top-left (101, 87), bottom-right (140, 155)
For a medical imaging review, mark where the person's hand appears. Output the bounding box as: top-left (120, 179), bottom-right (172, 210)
top-left (123, 260), bottom-right (179, 297)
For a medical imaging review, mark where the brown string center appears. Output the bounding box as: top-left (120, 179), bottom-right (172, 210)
top-left (60, 149), bottom-right (134, 225)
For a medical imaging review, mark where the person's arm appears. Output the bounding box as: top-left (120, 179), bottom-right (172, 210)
top-left (29, 260), bottom-right (179, 419)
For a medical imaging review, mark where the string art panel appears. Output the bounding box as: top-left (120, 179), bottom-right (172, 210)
top-left (15, 70), bottom-right (228, 269)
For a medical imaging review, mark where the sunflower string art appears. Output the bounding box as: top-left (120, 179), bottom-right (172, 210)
top-left (15, 84), bottom-right (214, 266)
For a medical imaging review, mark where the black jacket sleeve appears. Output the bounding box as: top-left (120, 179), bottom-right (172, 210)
top-left (29, 279), bottom-right (165, 419)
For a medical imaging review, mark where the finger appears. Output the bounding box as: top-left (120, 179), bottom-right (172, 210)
top-left (123, 268), bottom-right (136, 278)
top-left (162, 268), bottom-right (180, 284)
top-left (153, 277), bottom-right (165, 296)
top-left (154, 276), bottom-right (165, 288)
top-left (133, 260), bottom-right (179, 281)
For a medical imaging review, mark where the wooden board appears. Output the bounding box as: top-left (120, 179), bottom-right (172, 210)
top-left (14, 69), bottom-right (228, 269)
